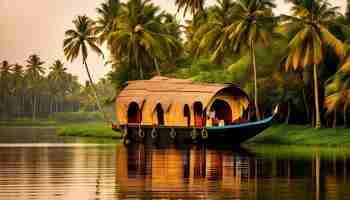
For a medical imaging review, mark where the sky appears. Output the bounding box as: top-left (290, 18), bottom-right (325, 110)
top-left (0, 0), bottom-right (346, 83)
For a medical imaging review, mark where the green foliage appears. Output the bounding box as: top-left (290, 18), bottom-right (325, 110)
top-left (5, 0), bottom-right (350, 130)
top-left (57, 123), bottom-right (122, 139)
top-left (249, 124), bottom-right (350, 146)
top-left (103, 0), bottom-right (182, 80)
top-left (63, 15), bottom-right (103, 62)
top-left (248, 144), bottom-right (350, 160)
top-left (175, 0), bottom-right (205, 16)
top-left (108, 62), bottom-right (130, 89)
top-left (0, 56), bottom-right (83, 120)
top-left (49, 112), bottom-right (103, 123)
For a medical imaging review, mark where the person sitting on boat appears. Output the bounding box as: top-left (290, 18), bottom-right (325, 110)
top-left (208, 111), bottom-right (218, 126)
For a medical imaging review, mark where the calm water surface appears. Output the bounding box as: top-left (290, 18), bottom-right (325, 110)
top-left (0, 127), bottom-right (350, 200)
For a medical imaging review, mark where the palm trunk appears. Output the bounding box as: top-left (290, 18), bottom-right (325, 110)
top-left (136, 56), bottom-right (144, 80)
top-left (302, 88), bottom-right (310, 122)
top-left (32, 95), bottom-right (36, 120)
top-left (154, 58), bottom-right (161, 76)
top-left (313, 64), bottom-right (321, 129)
top-left (21, 94), bottom-right (24, 118)
top-left (285, 101), bottom-right (291, 124)
top-left (251, 43), bottom-right (261, 120)
top-left (347, 0), bottom-right (350, 20)
top-left (344, 103), bottom-right (348, 127)
top-left (83, 59), bottom-right (111, 124)
top-left (50, 98), bottom-right (53, 114)
top-left (311, 107), bottom-right (315, 127)
top-left (333, 108), bottom-right (337, 128)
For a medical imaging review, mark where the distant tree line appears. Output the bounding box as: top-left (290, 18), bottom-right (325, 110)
top-left (0, 55), bottom-right (114, 120)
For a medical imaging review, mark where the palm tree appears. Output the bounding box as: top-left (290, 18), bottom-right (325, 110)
top-left (48, 60), bottom-right (69, 113)
top-left (0, 61), bottom-right (12, 89)
top-left (194, 0), bottom-right (235, 64)
top-left (95, 0), bottom-right (121, 44)
top-left (26, 54), bottom-right (45, 120)
top-left (107, 0), bottom-right (181, 79)
top-left (346, 0), bottom-right (350, 20)
top-left (11, 64), bottom-right (25, 117)
top-left (63, 15), bottom-right (109, 122)
top-left (213, 0), bottom-right (276, 120)
top-left (49, 60), bottom-right (67, 81)
top-left (175, 0), bottom-right (205, 16)
top-left (325, 72), bottom-right (350, 127)
top-left (183, 12), bottom-right (208, 56)
top-left (0, 61), bottom-right (13, 118)
top-left (0, 61), bottom-right (12, 87)
top-left (283, 0), bottom-right (344, 128)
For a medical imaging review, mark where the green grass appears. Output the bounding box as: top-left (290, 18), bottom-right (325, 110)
top-left (57, 123), bottom-right (122, 139)
top-left (248, 124), bottom-right (350, 146)
top-left (245, 144), bottom-right (350, 160)
top-left (0, 112), bottom-right (103, 127)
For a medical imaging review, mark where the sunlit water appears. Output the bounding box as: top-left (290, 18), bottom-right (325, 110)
top-left (0, 127), bottom-right (350, 200)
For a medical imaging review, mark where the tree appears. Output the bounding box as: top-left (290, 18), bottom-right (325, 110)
top-left (325, 72), bottom-right (350, 127)
top-left (346, 0), bottom-right (350, 20)
top-left (48, 60), bottom-right (69, 113)
top-left (63, 15), bottom-right (109, 123)
top-left (11, 64), bottom-right (25, 117)
top-left (283, 0), bottom-right (344, 128)
top-left (192, 0), bottom-right (235, 64)
top-left (95, 0), bottom-right (121, 44)
top-left (175, 0), bottom-right (205, 16)
top-left (26, 54), bottom-right (45, 120)
top-left (213, 0), bottom-right (276, 120)
top-left (183, 12), bottom-right (208, 56)
top-left (0, 61), bottom-right (12, 93)
top-left (0, 61), bottom-right (13, 118)
top-left (107, 0), bottom-right (181, 79)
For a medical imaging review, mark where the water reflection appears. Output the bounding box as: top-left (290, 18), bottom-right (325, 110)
top-left (1, 128), bottom-right (350, 200)
top-left (115, 145), bottom-right (350, 200)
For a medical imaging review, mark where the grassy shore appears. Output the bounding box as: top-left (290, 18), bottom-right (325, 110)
top-left (57, 123), bottom-right (122, 139)
top-left (0, 112), bottom-right (104, 127)
top-left (245, 144), bottom-right (350, 160)
top-left (248, 124), bottom-right (350, 146)
top-left (2, 118), bottom-right (350, 145)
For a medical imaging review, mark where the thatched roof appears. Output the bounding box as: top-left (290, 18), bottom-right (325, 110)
top-left (116, 76), bottom-right (248, 115)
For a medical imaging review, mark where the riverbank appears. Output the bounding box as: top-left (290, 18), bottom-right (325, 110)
top-left (57, 123), bottom-right (122, 139)
top-left (0, 119), bottom-right (122, 139)
top-left (0, 112), bottom-right (104, 127)
top-left (248, 124), bottom-right (350, 146)
top-left (2, 120), bottom-right (350, 145)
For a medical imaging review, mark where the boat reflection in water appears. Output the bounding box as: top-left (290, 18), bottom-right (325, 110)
top-left (114, 145), bottom-right (350, 200)
top-left (1, 137), bottom-right (350, 200)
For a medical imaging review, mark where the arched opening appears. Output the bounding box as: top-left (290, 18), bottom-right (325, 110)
top-left (209, 99), bottom-right (232, 126)
top-left (183, 104), bottom-right (191, 127)
top-left (128, 102), bottom-right (142, 124)
top-left (193, 102), bottom-right (203, 128)
top-left (155, 103), bottom-right (164, 126)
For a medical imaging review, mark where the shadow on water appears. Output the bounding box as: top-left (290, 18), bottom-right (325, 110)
top-left (1, 127), bottom-right (350, 199)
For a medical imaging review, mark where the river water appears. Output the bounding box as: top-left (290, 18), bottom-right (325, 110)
top-left (0, 127), bottom-right (350, 200)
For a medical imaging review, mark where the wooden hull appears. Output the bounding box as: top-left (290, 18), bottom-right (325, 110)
top-left (122, 115), bottom-right (275, 145)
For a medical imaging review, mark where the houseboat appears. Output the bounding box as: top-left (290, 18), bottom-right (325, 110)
top-left (114, 76), bottom-right (278, 144)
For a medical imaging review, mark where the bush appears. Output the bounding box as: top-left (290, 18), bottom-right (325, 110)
top-left (57, 123), bottom-right (122, 139)
top-left (49, 112), bottom-right (103, 123)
